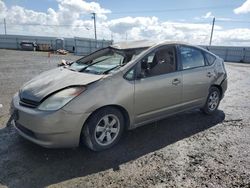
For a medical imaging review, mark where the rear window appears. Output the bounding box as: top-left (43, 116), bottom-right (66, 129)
top-left (180, 46), bottom-right (205, 70)
top-left (204, 52), bottom-right (216, 65)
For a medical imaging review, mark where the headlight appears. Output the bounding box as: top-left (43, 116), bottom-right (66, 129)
top-left (38, 87), bottom-right (86, 111)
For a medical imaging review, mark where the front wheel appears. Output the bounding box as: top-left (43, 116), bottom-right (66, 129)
top-left (81, 107), bottom-right (125, 151)
top-left (202, 87), bottom-right (221, 115)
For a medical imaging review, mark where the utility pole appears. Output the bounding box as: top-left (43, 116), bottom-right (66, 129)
top-left (4, 18), bottom-right (6, 35)
top-left (209, 17), bottom-right (215, 46)
top-left (91, 13), bottom-right (97, 41)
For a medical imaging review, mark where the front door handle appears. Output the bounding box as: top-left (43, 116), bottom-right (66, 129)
top-left (172, 78), bottom-right (181, 85)
top-left (207, 72), bottom-right (212, 78)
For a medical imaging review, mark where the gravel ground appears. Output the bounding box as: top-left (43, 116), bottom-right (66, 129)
top-left (0, 49), bottom-right (249, 188)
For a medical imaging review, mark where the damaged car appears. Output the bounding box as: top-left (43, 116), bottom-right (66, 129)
top-left (10, 40), bottom-right (227, 151)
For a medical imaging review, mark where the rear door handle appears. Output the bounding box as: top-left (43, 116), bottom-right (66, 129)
top-left (172, 78), bottom-right (181, 85)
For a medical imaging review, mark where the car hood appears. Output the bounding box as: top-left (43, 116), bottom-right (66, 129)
top-left (20, 67), bottom-right (104, 102)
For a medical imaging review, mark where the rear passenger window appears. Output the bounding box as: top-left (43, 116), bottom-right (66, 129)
top-left (204, 52), bottom-right (216, 65)
top-left (180, 46), bottom-right (205, 70)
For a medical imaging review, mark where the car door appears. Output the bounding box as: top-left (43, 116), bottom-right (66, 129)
top-left (134, 45), bottom-right (182, 125)
top-left (179, 45), bottom-right (212, 109)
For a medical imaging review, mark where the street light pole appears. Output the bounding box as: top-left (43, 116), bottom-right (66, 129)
top-left (92, 13), bottom-right (97, 41)
top-left (4, 18), bottom-right (7, 35)
top-left (209, 17), bottom-right (215, 46)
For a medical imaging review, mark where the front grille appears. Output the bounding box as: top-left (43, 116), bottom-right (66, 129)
top-left (15, 122), bottom-right (36, 138)
top-left (19, 98), bottom-right (39, 108)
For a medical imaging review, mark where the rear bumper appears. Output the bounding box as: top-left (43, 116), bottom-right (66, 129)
top-left (11, 93), bottom-right (90, 148)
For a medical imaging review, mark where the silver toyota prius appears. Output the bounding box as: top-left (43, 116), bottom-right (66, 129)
top-left (10, 41), bottom-right (227, 151)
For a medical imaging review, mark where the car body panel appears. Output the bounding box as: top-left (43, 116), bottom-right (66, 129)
top-left (181, 66), bottom-right (213, 108)
top-left (62, 71), bottom-right (135, 127)
top-left (134, 71), bottom-right (182, 124)
top-left (20, 67), bottom-right (104, 102)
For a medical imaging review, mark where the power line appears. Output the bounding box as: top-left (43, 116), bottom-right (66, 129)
top-left (5, 23), bottom-right (92, 28)
top-left (109, 5), bottom-right (237, 14)
top-left (1, 20), bottom-right (250, 28)
top-left (3, 19), bottom-right (248, 26)
top-left (216, 20), bottom-right (250, 24)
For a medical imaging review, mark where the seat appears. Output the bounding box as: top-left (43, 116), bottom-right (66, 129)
top-left (149, 50), bottom-right (175, 76)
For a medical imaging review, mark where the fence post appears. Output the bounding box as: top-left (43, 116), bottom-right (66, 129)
top-left (74, 38), bottom-right (77, 55)
top-left (90, 39), bottom-right (92, 54)
top-left (16, 37), bottom-right (19, 49)
top-left (242, 48), bottom-right (246, 63)
top-left (225, 49), bottom-right (228, 62)
top-left (50, 40), bottom-right (53, 51)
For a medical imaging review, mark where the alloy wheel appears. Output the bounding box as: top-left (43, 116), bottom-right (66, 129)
top-left (208, 91), bottom-right (219, 111)
top-left (94, 114), bottom-right (120, 146)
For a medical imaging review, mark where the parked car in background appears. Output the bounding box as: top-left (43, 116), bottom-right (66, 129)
top-left (20, 41), bottom-right (37, 51)
top-left (10, 40), bottom-right (227, 151)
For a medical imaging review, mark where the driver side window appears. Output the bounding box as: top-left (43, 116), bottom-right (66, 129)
top-left (139, 46), bottom-right (176, 78)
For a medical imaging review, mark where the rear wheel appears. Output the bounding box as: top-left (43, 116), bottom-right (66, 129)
top-left (202, 87), bottom-right (221, 115)
top-left (81, 107), bottom-right (124, 151)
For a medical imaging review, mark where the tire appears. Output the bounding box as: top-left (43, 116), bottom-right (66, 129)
top-left (81, 107), bottom-right (125, 151)
top-left (202, 86), bottom-right (221, 115)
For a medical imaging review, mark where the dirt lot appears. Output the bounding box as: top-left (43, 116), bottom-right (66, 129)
top-left (0, 49), bottom-right (249, 188)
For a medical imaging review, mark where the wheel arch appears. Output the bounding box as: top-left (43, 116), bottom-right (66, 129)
top-left (80, 104), bottom-right (130, 143)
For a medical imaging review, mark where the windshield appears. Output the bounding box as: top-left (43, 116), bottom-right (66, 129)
top-left (69, 47), bottom-right (146, 74)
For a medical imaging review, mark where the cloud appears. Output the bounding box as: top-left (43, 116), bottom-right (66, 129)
top-left (0, 0), bottom-right (110, 25)
top-left (105, 17), bottom-right (225, 44)
top-left (194, 11), bottom-right (213, 20)
top-left (234, 0), bottom-right (250, 14)
top-left (57, 0), bottom-right (110, 14)
top-left (214, 28), bottom-right (250, 45)
top-left (195, 12), bottom-right (233, 21)
top-left (57, 0), bottom-right (110, 20)
top-left (0, 0), bottom-right (250, 45)
top-left (107, 16), bottom-right (159, 34)
top-left (202, 12), bottom-right (213, 19)
top-left (0, 0), bottom-right (7, 18)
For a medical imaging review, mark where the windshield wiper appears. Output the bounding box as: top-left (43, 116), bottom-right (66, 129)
top-left (102, 64), bottom-right (123, 74)
top-left (79, 57), bottom-right (111, 72)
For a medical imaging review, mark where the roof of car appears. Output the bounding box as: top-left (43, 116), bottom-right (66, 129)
top-left (110, 40), bottom-right (157, 50)
top-left (110, 40), bottom-right (192, 50)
